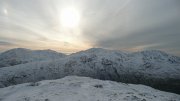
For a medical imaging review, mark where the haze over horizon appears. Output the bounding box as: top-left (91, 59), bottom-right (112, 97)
top-left (0, 0), bottom-right (180, 55)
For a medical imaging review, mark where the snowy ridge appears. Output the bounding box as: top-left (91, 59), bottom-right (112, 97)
top-left (0, 48), bottom-right (180, 94)
top-left (0, 48), bottom-right (66, 68)
top-left (0, 76), bottom-right (180, 101)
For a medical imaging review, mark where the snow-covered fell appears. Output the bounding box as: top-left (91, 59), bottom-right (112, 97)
top-left (0, 76), bottom-right (179, 101)
top-left (0, 48), bottom-right (180, 94)
top-left (0, 48), bottom-right (66, 68)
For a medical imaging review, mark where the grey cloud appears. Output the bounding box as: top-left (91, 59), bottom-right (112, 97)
top-left (0, 41), bottom-right (15, 46)
top-left (80, 0), bottom-right (180, 55)
top-left (95, 19), bottom-right (180, 48)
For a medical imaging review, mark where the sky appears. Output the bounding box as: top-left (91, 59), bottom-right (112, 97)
top-left (0, 0), bottom-right (180, 55)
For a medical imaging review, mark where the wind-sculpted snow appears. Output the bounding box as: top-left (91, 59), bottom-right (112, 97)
top-left (0, 48), bottom-right (66, 68)
top-left (0, 48), bottom-right (180, 94)
top-left (0, 76), bottom-right (180, 101)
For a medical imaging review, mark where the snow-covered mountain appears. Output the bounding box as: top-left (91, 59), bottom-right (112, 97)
top-left (0, 48), bottom-right (180, 94)
top-left (0, 48), bottom-right (66, 68)
top-left (0, 76), bottom-right (180, 101)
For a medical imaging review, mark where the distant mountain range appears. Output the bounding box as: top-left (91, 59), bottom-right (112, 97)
top-left (0, 48), bottom-right (180, 94)
top-left (0, 48), bottom-right (66, 68)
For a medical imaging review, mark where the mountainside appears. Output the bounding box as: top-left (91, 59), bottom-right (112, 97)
top-left (0, 76), bottom-right (180, 101)
top-left (0, 48), bottom-right (66, 68)
top-left (0, 48), bottom-right (180, 94)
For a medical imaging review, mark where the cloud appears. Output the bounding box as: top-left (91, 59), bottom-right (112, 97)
top-left (95, 19), bottom-right (180, 48)
top-left (0, 41), bottom-right (15, 46)
top-left (80, 0), bottom-right (180, 55)
top-left (0, 0), bottom-right (179, 55)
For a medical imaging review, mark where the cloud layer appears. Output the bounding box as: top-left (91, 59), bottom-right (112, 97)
top-left (0, 0), bottom-right (180, 55)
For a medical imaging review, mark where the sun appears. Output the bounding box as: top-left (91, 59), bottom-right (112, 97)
top-left (60, 7), bottom-right (80, 28)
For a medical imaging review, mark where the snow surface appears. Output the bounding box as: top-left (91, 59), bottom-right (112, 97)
top-left (0, 76), bottom-right (180, 101)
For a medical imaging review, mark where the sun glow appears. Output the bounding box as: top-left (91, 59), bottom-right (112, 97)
top-left (60, 7), bottom-right (80, 28)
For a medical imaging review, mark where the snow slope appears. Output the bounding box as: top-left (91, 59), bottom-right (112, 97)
top-left (0, 48), bottom-right (66, 68)
top-left (0, 48), bottom-right (180, 93)
top-left (0, 76), bottom-right (179, 101)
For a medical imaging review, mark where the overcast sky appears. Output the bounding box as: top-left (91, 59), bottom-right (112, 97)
top-left (0, 0), bottom-right (180, 55)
